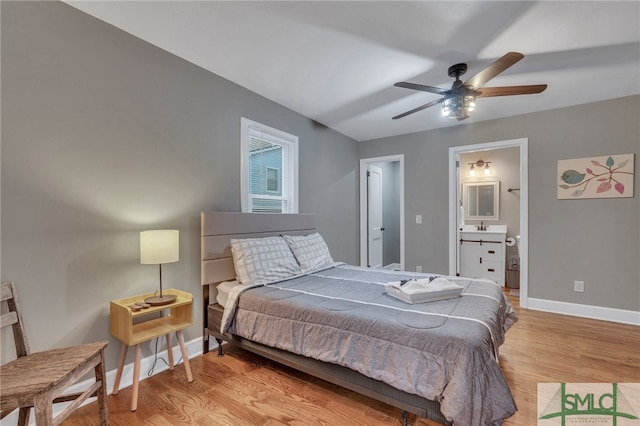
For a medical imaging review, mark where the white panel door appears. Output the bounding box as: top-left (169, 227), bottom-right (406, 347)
top-left (367, 165), bottom-right (383, 268)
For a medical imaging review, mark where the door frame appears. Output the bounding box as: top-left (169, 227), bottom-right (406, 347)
top-left (448, 138), bottom-right (529, 308)
top-left (359, 154), bottom-right (405, 270)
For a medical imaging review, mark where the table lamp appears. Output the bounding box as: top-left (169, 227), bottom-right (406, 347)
top-left (140, 229), bottom-right (179, 305)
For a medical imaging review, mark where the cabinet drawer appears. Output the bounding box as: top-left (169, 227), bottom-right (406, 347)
top-left (459, 240), bottom-right (502, 261)
top-left (480, 246), bottom-right (502, 261)
top-left (480, 261), bottom-right (503, 282)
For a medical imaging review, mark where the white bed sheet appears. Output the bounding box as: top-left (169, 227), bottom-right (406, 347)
top-left (216, 280), bottom-right (241, 307)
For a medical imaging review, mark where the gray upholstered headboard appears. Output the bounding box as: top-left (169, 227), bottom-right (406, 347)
top-left (200, 211), bottom-right (316, 287)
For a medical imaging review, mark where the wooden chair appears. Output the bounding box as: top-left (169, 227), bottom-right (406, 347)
top-left (0, 281), bottom-right (109, 426)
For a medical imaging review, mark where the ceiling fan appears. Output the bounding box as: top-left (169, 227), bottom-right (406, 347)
top-left (392, 52), bottom-right (547, 121)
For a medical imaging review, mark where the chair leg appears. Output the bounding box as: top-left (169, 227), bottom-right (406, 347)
top-left (33, 394), bottom-right (53, 426)
top-left (95, 348), bottom-right (109, 426)
top-left (17, 407), bottom-right (30, 426)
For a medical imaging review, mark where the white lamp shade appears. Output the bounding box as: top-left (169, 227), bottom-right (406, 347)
top-left (140, 230), bottom-right (179, 264)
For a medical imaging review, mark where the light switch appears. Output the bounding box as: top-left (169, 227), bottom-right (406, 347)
top-left (416, 215), bottom-right (422, 224)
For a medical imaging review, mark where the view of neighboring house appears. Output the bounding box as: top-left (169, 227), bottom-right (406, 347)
top-left (249, 140), bottom-right (284, 213)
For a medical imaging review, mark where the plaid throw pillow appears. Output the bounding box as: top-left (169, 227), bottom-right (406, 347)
top-left (283, 233), bottom-right (334, 273)
top-left (230, 236), bottom-right (300, 285)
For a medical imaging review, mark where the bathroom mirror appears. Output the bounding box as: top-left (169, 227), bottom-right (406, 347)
top-left (463, 181), bottom-right (499, 220)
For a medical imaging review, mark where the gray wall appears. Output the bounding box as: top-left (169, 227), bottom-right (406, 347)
top-left (359, 95), bottom-right (639, 312)
top-left (1, 1), bottom-right (359, 367)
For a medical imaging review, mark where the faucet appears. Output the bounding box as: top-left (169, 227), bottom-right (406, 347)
top-left (477, 221), bottom-right (486, 231)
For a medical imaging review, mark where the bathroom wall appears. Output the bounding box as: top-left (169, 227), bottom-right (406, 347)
top-left (460, 147), bottom-right (520, 262)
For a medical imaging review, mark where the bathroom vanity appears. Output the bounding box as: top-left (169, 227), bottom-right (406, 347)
top-left (458, 224), bottom-right (506, 285)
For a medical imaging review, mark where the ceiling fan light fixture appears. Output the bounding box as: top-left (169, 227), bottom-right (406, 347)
top-left (393, 52), bottom-right (546, 121)
top-left (442, 95), bottom-right (476, 119)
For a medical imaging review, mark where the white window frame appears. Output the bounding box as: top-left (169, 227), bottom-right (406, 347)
top-left (240, 117), bottom-right (298, 213)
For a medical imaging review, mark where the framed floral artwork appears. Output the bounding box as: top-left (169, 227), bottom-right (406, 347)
top-left (557, 153), bottom-right (635, 199)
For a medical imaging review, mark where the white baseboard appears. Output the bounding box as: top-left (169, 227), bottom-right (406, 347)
top-left (528, 297), bottom-right (640, 326)
top-left (0, 337), bottom-right (204, 425)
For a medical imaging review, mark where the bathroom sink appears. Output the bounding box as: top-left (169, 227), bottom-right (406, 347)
top-left (459, 224), bottom-right (507, 234)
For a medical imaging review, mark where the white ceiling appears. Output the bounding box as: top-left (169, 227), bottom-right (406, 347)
top-left (64, 1), bottom-right (640, 142)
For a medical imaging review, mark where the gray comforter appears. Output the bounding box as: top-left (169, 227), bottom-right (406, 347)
top-left (224, 265), bottom-right (518, 425)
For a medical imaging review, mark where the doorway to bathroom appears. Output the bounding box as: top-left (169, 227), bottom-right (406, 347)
top-left (448, 139), bottom-right (529, 308)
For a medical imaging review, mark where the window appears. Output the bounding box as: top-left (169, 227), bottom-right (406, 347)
top-left (241, 118), bottom-right (298, 213)
top-left (266, 167), bottom-right (279, 192)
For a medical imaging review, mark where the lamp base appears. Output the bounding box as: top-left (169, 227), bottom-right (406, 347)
top-left (144, 294), bottom-right (177, 306)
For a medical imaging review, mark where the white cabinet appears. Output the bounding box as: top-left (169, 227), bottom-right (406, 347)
top-left (459, 225), bottom-right (506, 285)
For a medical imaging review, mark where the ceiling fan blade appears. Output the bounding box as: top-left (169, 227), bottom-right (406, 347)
top-left (464, 52), bottom-right (524, 89)
top-left (392, 98), bottom-right (443, 120)
top-left (394, 82), bottom-right (449, 95)
top-left (476, 84), bottom-right (547, 98)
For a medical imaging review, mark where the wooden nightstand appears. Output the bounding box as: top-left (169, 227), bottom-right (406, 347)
top-left (110, 288), bottom-right (193, 411)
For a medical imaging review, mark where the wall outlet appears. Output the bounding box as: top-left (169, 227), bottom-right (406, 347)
top-left (416, 265), bottom-right (422, 273)
top-left (574, 280), bottom-right (585, 293)
top-left (416, 215), bottom-right (422, 224)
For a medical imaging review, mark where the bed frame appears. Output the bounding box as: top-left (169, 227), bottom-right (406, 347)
top-left (201, 211), bottom-right (451, 426)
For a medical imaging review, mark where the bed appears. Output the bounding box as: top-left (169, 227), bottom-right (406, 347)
top-left (201, 211), bottom-right (517, 425)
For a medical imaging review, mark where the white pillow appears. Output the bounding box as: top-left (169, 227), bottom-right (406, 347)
top-left (283, 233), bottom-right (334, 273)
top-left (230, 236), bottom-right (300, 285)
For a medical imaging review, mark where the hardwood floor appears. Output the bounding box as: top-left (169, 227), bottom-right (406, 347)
top-left (63, 296), bottom-right (640, 425)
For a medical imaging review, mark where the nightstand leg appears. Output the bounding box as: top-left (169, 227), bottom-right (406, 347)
top-left (176, 330), bottom-right (193, 382)
top-left (112, 343), bottom-right (128, 394)
top-left (131, 343), bottom-right (141, 411)
top-left (165, 334), bottom-right (174, 370)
